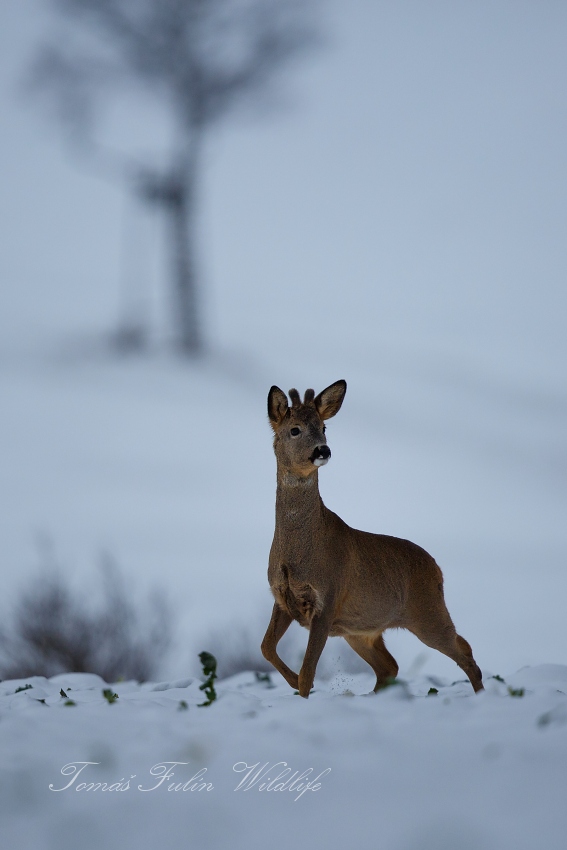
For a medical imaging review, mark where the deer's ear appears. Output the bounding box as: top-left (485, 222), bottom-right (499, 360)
top-left (314, 380), bottom-right (347, 420)
top-left (268, 386), bottom-right (289, 428)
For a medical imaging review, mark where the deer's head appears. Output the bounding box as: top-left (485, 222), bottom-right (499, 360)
top-left (267, 380), bottom-right (347, 477)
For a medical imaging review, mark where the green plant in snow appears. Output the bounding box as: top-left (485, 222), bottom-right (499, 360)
top-left (198, 652), bottom-right (218, 707)
top-left (102, 688), bottom-right (119, 704)
top-left (508, 686), bottom-right (525, 698)
top-left (15, 684), bottom-right (33, 693)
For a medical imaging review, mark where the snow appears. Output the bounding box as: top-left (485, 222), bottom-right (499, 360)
top-left (1, 666), bottom-right (567, 849)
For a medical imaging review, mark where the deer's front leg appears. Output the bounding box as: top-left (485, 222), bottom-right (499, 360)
top-left (261, 603), bottom-right (299, 690)
top-left (298, 609), bottom-right (332, 698)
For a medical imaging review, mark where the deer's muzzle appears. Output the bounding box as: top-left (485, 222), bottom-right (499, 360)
top-left (310, 445), bottom-right (331, 467)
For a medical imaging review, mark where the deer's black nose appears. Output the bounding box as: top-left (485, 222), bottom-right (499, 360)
top-left (310, 444), bottom-right (331, 466)
top-left (311, 446), bottom-right (331, 462)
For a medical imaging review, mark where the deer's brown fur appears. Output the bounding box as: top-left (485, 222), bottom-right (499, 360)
top-left (261, 380), bottom-right (483, 698)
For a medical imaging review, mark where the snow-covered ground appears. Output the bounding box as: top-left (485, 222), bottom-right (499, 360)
top-left (2, 665), bottom-right (567, 850)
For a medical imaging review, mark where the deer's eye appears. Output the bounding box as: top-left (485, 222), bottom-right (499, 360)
top-left (290, 427), bottom-right (301, 437)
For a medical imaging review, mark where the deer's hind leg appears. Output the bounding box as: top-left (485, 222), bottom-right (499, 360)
top-left (409, 619), bottom-right (483, 693)
top-left (261, 603), bottom-right (299, 690)
top-left (345, 633), bottom-right (399, 692)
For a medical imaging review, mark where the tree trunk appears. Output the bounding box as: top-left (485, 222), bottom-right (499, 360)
top-left (167, 132), bottom-right (202, 356)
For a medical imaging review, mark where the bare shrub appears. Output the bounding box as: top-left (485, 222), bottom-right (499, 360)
top-left (0, 555), bottom-right (172, 682)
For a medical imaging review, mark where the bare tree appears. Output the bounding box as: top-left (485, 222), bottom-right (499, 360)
top-left (30, 0), bottom-right (319, 355)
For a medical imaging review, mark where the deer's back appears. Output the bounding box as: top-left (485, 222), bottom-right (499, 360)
top-left (321, 525), bottom-right (443, 635)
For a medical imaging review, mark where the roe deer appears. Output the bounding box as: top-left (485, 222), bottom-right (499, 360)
top-left (261, 380), bottom-right (483, 698)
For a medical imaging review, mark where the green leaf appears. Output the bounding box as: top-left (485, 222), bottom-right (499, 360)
top-left (102, 689), bottom-right (119, 704)
top-left (198, 652), bottom-right (217, 679)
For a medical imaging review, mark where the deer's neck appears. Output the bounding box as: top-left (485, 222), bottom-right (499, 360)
top-left (275, 469), bottom-right (325, 537)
